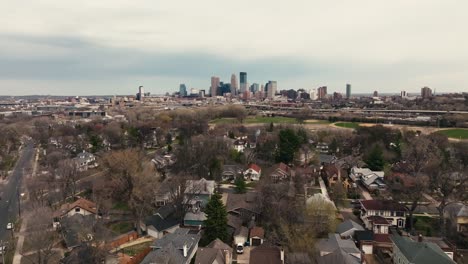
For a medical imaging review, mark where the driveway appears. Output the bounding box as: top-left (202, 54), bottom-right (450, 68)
top-left (236, 246), bottom-right (252, 264)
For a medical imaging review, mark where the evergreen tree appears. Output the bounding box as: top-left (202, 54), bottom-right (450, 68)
top-left (203, 193), bottom-right (229, 244)
top-left (365, 144), bottom-right (385, 170)
top-left (276, 128), bottom-right (301, 164)
top-left (234, 177), bottom-right (247, 193)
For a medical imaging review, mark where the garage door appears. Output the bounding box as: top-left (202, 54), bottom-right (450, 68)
top-left (252, 238), bottom-right (262, 246)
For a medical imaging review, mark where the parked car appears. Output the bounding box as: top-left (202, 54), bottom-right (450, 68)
top-left (6, 223), bottom-right (13, 230)
top-left (236, 244), bottom-right (244, 254)
top-left (0, 245), bottom-right (6, 255)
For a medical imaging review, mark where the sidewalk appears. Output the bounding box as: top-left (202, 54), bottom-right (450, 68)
top-left (12, 218), bottom-right (27, 264)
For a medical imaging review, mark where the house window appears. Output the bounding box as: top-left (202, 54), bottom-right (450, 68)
top-left (75, 207), bottom-right (81, 212)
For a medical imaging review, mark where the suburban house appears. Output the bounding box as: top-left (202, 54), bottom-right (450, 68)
top-left (154, 182), bottom-right (177, 207)
top-left (409, 235), bottom-right (456, 261)
top-left (233, 139), bottom-right (247, 152)
top-left (194, 238), bottom-right (232, 264)
top-left (350, 167), bottom-right (384, 182)
top-left (142, 228), bottom-right (201, 264)
top-left (75, 151), bottom-right (97, 171)
top-left (222, 165), bottom-right (243, 181)
top-left (322, 164), bottom-right (341, 186)
top-left (391, 235), bottom-right (455, 264)
top-left (444, 203), bottom-right (468, 233)
top-left (363, 216), bottom-right (391, 234)
top-left (244, 163), bottom-right (261, 181)
top-left (360, 200), bottom-right (407, 228)
top-left (184, 211), bottom-right (207, 227)
top-left (184, 178), bottom-right (215, 208)
top-left (319, 154), bottom-right (337, 165)
top-left (249, 246), bottom-right (284, 264)
top-left (361, 173), bottom-right (386, 191)
top-left (336, 219), bottom-right (364, 239)
top-left (316, 233), bottom-right (362, 264)
top-left (53, 198), bottom-right (98, 228)
top-left (270, 163), bottom-right (290, 182)
top-left (316, 142), bottom-right (329, 154)
top-left (140, 205), bottom-right (180, 239)
top-left (151, 154), bottom-right (176, 169)
top-left (249, 226), bottom-right (265, 246)
top-left (225, 192), bottom-right (261, 223)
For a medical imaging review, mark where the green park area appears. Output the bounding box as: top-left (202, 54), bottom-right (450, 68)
top-left (211, 116), bottom-right (298, 124)
top-left (334, 122), bottom-right (361, 129)
top-left (437, 129), bottom-right (468, 140)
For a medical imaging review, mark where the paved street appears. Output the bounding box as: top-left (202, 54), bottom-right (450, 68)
top-left (0, 141), bottom-right (34, 243)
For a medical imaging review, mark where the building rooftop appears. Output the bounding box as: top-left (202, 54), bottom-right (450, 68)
top-left (391, 235), bottom-right (455, 264)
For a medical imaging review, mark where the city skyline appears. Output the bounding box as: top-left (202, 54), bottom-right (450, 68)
top-left (1, 0), bottom-right (468, 95)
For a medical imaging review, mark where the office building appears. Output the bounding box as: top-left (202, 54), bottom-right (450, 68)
top-left (373, 91), bottom-right (379, 97)
top-left (211, 76), bottom-right (220, 97)
top-left (250, 83), bottom-right (259, 93)
top-left (137, 86), bottom-right (144, 101)
top-left (179, 84), bottom-right (187, 97)
top-left (231, 74), bottom-right (238, 95)
top-left (346, 84), bottom-right (351, 99)
top-left (421, 86), bottom-right (432, 98)
top-left (401, 91), bottom-right (407, 98)
top-left (240, 72), bottom-right (247, 93)
top-left (317, 86), bottom-right (327, 100)
top-left (309, 89), bottom-right (317, 100)
top-left (266, 81), bottom-right (277, 99)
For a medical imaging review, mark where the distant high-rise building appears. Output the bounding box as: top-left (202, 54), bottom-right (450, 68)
top-left (346, 84), bottom-right (351, 99)
top-left (373, 91), bottom-right (378, 97)
top-left (199, 90), bottom-right (206, 98)
top-left (190, 88), bottom-right (199, 96)
top-left (239, 72), bottom-right (247, 93)
top-left (317, 86), bottom-right (327, 100)
top-left (231, 74), bottom-right (238, 95)
top-left (400, 91), bottom-right (407, 98)
top-left (211, 76), bottom-right (220, 96)
top-left (309, 89), bottom-right (317, 100)
top-left (421, 86), bottom-right (432, 98)
top-left (137, 86), bottom-right (145, 101)
top-left (333, 92), bottom-right (343, 101)
top-left (266, 81), bottom-right (277, 99)
top-left (250, 83), bottom-right (259, 93)
top-left (179, 84), bottom-right (187, 97)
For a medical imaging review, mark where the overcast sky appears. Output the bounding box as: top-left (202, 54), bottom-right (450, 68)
top-left (1, 0), bottom-right (467, 95)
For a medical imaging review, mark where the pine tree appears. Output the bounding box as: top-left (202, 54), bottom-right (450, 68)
top-left (234, 177), bottom-right (247, 194)
top-left (202, 192), bottom-right (229, 244)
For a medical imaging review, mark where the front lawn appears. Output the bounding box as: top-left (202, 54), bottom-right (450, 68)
top-left (108, 221), bottom-right (134, 234)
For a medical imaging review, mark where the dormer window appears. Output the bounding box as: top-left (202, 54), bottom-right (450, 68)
top-left (75, 207), bottom-right (81, 212)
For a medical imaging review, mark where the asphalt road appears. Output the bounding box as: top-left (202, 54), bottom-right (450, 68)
top-left (0, 141), bottom-right (34, 243)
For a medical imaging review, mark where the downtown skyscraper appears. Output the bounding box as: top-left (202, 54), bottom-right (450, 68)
top-left (179, 84), bottom-right (187, 97)
top-left (231, 74), bottom-right (238, 95)
top-left (211, 76), bottom-right (220, 96)
top-left (239, 72), bottom-right (247, 93)
top-left (346, 84), bottom-right (351, 99)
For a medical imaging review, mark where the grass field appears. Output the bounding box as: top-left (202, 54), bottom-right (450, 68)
top-left (108, 221), bottom-right (134, 234)
top-left (211, 116), bottom-right (298, 124)
top-left (437, 129), bottom-right (468, 139)
top-left (334, 122), bottom-right (361, 129)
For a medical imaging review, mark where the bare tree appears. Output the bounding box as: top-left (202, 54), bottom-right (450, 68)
top-left (397, 136), bottom-right (441, 233)
top-left (21, 207), bottom-right (59, 264)
top-left (56, 159), bottom-right (81, 201)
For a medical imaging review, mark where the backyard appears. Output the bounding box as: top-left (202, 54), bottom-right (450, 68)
top-left (437, 129), bottom-right (468, 140)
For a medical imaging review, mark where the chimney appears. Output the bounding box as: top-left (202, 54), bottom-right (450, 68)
top-left (280, 247), bottom-right (285, 264)
top-left (224, 249), bottom-right (230, 264)
top-left (418, 234), bottom-right (423, 242)
top-left (183, 244), bottom-right (188, 258)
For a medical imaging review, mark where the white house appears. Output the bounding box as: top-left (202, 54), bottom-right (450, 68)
top-left (75, 151), bottom-right (97, 171)
top-left (360, 200), bottom-right (407, 229)
top-left (244, 164), bottom-right (261, 181)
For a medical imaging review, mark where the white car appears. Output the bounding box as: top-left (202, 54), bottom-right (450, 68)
top-left (236, 244), bottom-right (244, 254)
top-left (0, 245), bottom-right (6, 255)
top-left (6, 222), bottom-right (13, 230)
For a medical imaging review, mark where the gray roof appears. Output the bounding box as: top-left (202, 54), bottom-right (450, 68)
top-left (145, 205), bottom-right (179, 232)
top-left (194, 239), bottom-right (232, 264)
top-left (184, 212), bottom-right (207, 222)
top-left (143, 228), bottom-right (201, 264)
top-left (317, 248), bottom-right (360, 264)
top-left (316, 234), bottom-right (361, 255)
top-left (336, 220), bottom-right (364, 235)
top-left (391, 235), bottom-right (455, 264)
